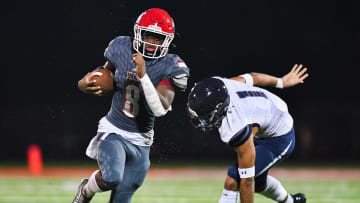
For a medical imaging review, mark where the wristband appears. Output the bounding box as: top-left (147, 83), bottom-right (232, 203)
top-left (238, 166), bottom-right (255, 178)
top-left (275, 78), bottom-right (283, 89)
top-left (239, 73), bottom-right (254, 86)
top-left (139, 74), bottom-right (168, 117)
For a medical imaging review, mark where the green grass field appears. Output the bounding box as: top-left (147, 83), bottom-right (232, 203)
top-left (0, 177), bottom-right (359, 203)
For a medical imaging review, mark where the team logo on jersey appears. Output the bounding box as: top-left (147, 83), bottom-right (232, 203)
top-left (126, 71), bottom-right (138, 81)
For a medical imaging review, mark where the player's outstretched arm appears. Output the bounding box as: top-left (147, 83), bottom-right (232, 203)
top-left (230, 64), bottom-right (309, 88)
top-left (234, 127), bottom-right (258, 203)
top-left (281, 64), bottom-right (309, 88)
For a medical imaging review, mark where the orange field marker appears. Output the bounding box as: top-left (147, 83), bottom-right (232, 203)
top-left (27, 144), bottom-right (43, 175)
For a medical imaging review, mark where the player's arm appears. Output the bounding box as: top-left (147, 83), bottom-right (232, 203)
top-left (230, 64), bottom-right (309, 88)
top-left (233, 126), bottom-right (258, 203)
top-left (133, 53), bottom-right (174, 117)
top-left (156, 80), bottom-right (175, 110)
top-left (77, 61), bottom-right (115, 96)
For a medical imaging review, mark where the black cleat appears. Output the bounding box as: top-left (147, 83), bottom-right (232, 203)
top-left (72, 178), bottom-right (93, 203)
top-left (292, 193), bottom-right (306, 203)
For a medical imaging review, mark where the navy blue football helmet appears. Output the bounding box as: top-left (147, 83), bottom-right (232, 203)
top-left (187, 78), bottom-right (230, 131)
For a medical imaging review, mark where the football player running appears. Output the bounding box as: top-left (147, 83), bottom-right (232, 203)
top-left (187, 64), bottom-right (308, 203)
top-left (72, 8), bottom-right (189, 203)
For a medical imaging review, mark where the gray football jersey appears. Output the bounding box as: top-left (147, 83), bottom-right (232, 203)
top-left (104, 36), bottom-right (190, 133)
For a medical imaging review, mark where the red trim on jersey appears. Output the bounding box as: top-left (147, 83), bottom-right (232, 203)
top-left (159, 79), bottom-right (174, 90)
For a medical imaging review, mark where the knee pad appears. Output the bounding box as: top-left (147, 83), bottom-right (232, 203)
top-left (227, 163), bottom-right (240, 183)
top-left (102, 179), bottom-right (121, 190)
top-left (101, 168), bottom-right (124, 190)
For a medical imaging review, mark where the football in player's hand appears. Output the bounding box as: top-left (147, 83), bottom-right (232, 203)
top-left (90, 68), bottom-right (114, 94)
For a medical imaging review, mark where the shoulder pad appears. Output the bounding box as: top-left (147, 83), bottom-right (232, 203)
top-left (165, 54), bottom-right (190, 91)
top-left (171, 73), bottom-right (189, 91)
top-left (104, 36), bottom-right (131, 64)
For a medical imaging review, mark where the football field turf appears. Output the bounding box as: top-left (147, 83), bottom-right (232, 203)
top-left (0, 169), bottom-right (359, 203)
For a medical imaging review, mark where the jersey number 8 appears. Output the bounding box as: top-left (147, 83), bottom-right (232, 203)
top-left (123, 84), bottom-right (140, 118)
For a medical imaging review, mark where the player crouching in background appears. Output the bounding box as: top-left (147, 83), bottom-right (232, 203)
top-left (187, 65), bottom-right (308, 203)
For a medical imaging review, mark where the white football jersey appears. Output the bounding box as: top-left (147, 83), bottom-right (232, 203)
top-left (215, 77), bottom-right (293, 146)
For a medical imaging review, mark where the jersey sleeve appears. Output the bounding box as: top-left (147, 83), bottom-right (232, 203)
top-left (104, 36), bottom-right (127, 67)
top-left (218, 106), bottom-right (252, 147)
top-left (167, 56), bottom-right (190, 91)
top-left (158, 79), bottom-right (174, 90)
top-left (227, 124), bottom-right (252, 147)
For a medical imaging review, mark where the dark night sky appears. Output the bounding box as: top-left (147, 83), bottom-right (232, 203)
top-left (2, 0), bottom-right (360, 162)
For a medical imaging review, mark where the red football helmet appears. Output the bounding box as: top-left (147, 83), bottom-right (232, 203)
top-left (133, 8), bottom-right (175, 59)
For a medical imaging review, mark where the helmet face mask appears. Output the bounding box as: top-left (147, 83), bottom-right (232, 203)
top-left (133, 8), bottom-right (175, 59)
top-left (188, 100), bottom-right (229, 131)
top-left (187, 78), bottom-right (230, 132)
top-left (141, 31), bottom-right (166, 42)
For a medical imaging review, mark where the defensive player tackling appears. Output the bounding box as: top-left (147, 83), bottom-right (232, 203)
top-left (187, 64), bottom-right (308, 203)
